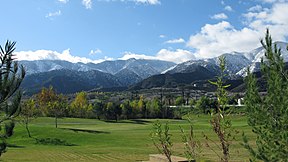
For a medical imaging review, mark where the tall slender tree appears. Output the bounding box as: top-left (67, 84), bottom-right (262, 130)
top-left (0, 41), bottom-right (25, 156)
top-left (20, 99), bottom-right (38, 137)
top-left (243, 29), bottom-right (288, 161)
top-left (207, 55), bottom-right (233, 162)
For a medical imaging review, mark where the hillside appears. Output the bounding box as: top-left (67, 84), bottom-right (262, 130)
top-left (21, 69), bottom-right (123, 95)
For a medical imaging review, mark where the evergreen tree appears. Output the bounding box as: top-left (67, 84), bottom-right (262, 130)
top-left (243, 29), bottom-right (288, 161)
top-left (0, 41), bottom-right (25, 156)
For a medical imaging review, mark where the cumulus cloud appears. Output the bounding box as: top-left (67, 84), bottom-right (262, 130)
top-left (15, 48), bottom-right (194, 64)
top-left (82, 0), bottom-right (92, 9)
top-left (211, 13), bottom-right (228, 20)
top-left (164, 38), bottom-right (185, 44)
top-left (120, 49), bottom-right (195, 63)
top-left (187, 2), bottom-right (288, 58)
top-left (58, 0), bottom-right (69, 4)
top-left (89, 49), bottom-right (102, 55)
top-left (156, 49), bottom-right (196, 63)
top-left (15, 49), bottom-right (111, 64)
top-left (187, 21), bottom-right (262, 58)
top-left (224, 5), bottom-right (233, 11)
top-left (45, 10), bottom-right (61, 18)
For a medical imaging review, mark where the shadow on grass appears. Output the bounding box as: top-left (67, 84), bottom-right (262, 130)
top-left (61, 128), bottom-right (110, 134)
top-left (104, 119), bottom-right (151, 125)
top-left (7, 144), bottom-right (25, 148)
top-left (34, 137), bottom-right (77, 146)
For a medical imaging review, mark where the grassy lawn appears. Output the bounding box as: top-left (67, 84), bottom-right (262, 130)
top-left (2, 115), bottom-right (254, 162)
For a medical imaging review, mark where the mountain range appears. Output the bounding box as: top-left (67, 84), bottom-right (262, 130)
top-left (20, 59), bottom-right (175, 94)
top-left (20, 42), bottom-right (288, 94)
top-left (132, 41), bottom-right (288, 90)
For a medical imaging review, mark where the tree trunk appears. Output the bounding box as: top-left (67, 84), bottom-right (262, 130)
top-left (25, 120), bottom-right (32, 138)
top-left (55, 115), bottom-right (58, 128)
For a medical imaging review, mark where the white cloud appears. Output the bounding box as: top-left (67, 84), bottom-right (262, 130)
top-left (260, 0), bottom-right (288, 3)
top-left (187, 21), bottom-right (262, 58)
top-left (15, 48), bottom-right (195, 64)
top-left (134, 0), bottom-right (160, 5)
top-left (82, 0), bottom-right (92, 9)
top-left (211, 13), bottom-right (228, 20)
top-left (224, 5), bottom-right (233, 11)
top-left (159, 34), bottom-right (166, 38)
top-left (248, 5), bottom-right (263, 12)
top-left (99, 0), bottom-right (160, 5)
top-left (45, 10), bottom-right (61, 18)
top-left (15, 49), bottom-right (111, 64)
top-left (119, 52), bottom-right (157, 60)
top-left (164, 38), bottom-right (185, 44)
top-left (120, 49), bottom-right (195, 63)
top-left (89, 49), bottom-right (102, 55)
top-left (58, 0), bottom-right (69, 4)
top-left (156, 49), bottom-right (196, 63)
top-left (187, 2), bottom-right (288, 59)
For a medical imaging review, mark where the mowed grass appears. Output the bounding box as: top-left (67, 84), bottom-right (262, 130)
top-left (2, 115), bottom-right (255, 162)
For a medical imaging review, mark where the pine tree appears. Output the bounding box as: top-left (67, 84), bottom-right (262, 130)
top-left (0, 41), bottom-right (25, 156)
top-left (243, 29), bottom-right (288, 161)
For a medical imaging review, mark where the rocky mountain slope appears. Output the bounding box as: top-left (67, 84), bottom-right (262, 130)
top-left (166, 42), bottom-right (288, 77)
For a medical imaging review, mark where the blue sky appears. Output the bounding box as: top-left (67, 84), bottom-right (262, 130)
top-left (1, 0), bottom-right (288, 63)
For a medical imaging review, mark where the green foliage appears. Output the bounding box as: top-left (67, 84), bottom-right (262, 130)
top-left (146, 98), bottom-right (161, 118)
top-left (20, 99), bottom-right (38, 137)
top-left (70, 91), bottom-right (92, 118)
top-left (105, 102), bottom-right (122, 121)
top-left (93, 101), bottom-right (105, 120)
top-left (194, 96), bottom-right (215, 114)
top-left (175, 96), bottom-right (185, 106)
top-left (243, 29), bottom-right (288, 161)
top-left (36, 87), bottom-right (68, 128)
top-left (151, 121), bottom-right (173, 162)
top-left (206, 55), bottom-right (234, 162)
top-left (0, 41), bottom-right (25, 156)
top-left (120, 100), bottom-right (132, 119)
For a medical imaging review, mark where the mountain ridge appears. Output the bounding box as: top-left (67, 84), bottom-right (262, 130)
top-left (19, 41), bottom-right (288, 94)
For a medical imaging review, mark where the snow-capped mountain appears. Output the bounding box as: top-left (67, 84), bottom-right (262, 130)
top-left (166, 52), bottom-right (251, 77)
top-left (166, 42), bottom-right (288, 77)
top-left (114, 68), bottom-right (142, 86)
top-left (19, 60), bottom-right (91, 75)
top-left (237, 41), bottom-right (288, 76)
top-left (19, 58), bottom-right (176, 90)
top-left (19, 41), bottom-right (288, 94)
top-left (21, 69), bottom-right (123, 95)
top-left (89, 58), bottom-right (175, 79)
top-left (20, 58), bottom-right (176, 78)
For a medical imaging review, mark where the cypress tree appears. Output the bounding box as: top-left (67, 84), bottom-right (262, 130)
top-left (0, 41), bottom-right (25, 156)
top-left (243, 29), bottom-right (288, 161)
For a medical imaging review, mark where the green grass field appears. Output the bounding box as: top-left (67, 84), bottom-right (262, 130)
top-left (2, 115), bottom-right (254, 162)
